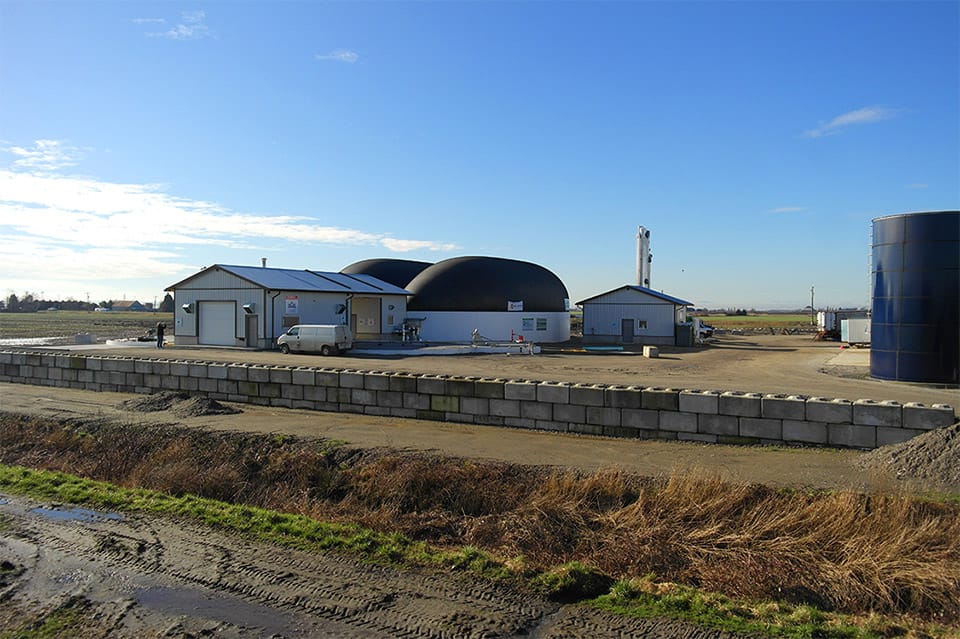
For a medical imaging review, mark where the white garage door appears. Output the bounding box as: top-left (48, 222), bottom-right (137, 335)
top-left (198, 301), bottom-right (236, 346)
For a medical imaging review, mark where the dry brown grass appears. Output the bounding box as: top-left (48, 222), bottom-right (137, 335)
top-left (1, 412), bottom-right (957, 622)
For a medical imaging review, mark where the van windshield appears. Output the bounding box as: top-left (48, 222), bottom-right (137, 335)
top-left (287, 327), bottom-right (299, 336)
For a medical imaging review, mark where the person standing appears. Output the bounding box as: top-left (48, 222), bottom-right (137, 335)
top-left (156, 322), bottom-right (165, 349)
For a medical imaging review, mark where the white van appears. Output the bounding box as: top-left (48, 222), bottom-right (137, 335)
top-left (277, 324), bottom-right (353, 355)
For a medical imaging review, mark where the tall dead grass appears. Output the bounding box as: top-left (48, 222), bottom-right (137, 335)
top-left (1, 412), bottom-right (957, 621)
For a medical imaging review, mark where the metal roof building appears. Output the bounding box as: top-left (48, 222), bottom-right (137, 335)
top-left (578, 285), bottom-right (693, 346)
top-left (166, 264), bottom-right (410, 348)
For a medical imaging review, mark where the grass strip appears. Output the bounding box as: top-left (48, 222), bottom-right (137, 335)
top-left (0, 464), bottom-right (954, 639)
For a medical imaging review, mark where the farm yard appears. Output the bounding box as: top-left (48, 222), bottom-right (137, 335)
top-left (0, 310), bottom-right (958, 638)
top-left (0, 310), bottom-right (173, 343)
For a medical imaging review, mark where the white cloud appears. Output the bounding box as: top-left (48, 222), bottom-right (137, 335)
top-left (149, 10), bottom-right (210, 40)
top-left (805, 106), bottom-right (898, 138)
top-left (3, 140), bottom-right (85, 172)
top-left (769, 206), bottom-right (806, 214)
top-left (131, 17), bottom-right (166, 24)
top-left (315, 49), bottom-right (359, 63)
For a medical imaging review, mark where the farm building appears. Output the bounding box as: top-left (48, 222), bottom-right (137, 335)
top-left (166, 264), bottom-right (409, 348)
top-left (578, 285), bottom-right (692, 346)
top-left (110, 300), bottom-right (147, 312)
top-left (342, 256), bottom-right (572, 343)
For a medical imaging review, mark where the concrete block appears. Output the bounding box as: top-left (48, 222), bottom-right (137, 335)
top-left (388, 374), bottom-right (418, 393)
top-left (660, 411), bottom-right (698, 433)
top-left (504, 380), bottom-right (538, 401)
top-left (124, 372), bottom-right (143, 386)
top-left (739, 417), bottom-right (782, 440)
top-left (365, 406), bottom-right (393, 417)
top-left (521, 401), bottom-right (553, 421)
top-left (622, 408), bottom-right (658, 430)
top-left (698, 414), bottom-right (738, 436)
top-left (270, 397), bottom-right (294, 408)
top-left (364, 373), bottom-right (391, 391)
top-left (762, 394), bottom-right (806, 420)
top-left (474, 414), bottom-right (505, 426)
top-left (431, 395), bottom-right (459, 413)
top-left (134, 360), bottom-right (153, 374)
top-left (47, 368), bottom-right (63, 381)
top-left (237, 382), bottom-right (259, 396)
top-left (460, 397), bottom-right (490, 416)
top-left (537, 382), bottom-right (570, 404)
top-left (376, 390), bottom-right (404, 408)
top-left (552, 403), bottom-right (586, 424)
top-left (69, 357), bottom-right (86, 370)
top-left (718, 435), bottom-right (759, 445)
top-left (198, 378), bottom-right (219, 393)
top-left (782, 420), bottom-right (828, 444)
top-left (207, 364), bottom-right (228, 379)
top-left (643, 345), bottom-right (659, 358)
top-left (389, 408), bottom-right (418, 419)
top-left (281, 385), bottom-right (303, 400)
top-left (806, 398), bottom-right (853, 424)
top-left (679, 390), bottom-right (719, 414)
top-left (303, 386), bottom-right (327, 402)
top-left (642, 387), bottom-right (679, 411)
top-left (605, 385), bottom-right (643, 409)
top-left (315, 369), bottom-right (341, 387)
top-left (719, 392), bottom-right (762, 417)
top-left (169, 361), bottom-right (189, 376)
top-left (586, 406), bottom-right (621, 427)
top-left (340, 371), bottom-right (366, 389)
top-left (216, 380), bottom-right (237, 394)
top-left (291, 368), bottom-right (316, 386)
top-left (291, 400), bottom-right (316, 410)
top-left (853, 400), bottom-right (902, 428)
top-left (570, 423), bottom-right (604, 436)
top-left (569, 384), bottom-right (605, 407)
top-left (447, 377), bottom-right (476, 397)
top-left (403, 392), bottom-right (430, 410)
top-left (259, 382), bottom-right (281, 398)
top-left (227, 365), bottom-right (249, 381)
top-left (474, 378), bottom-right (505, 399)
top-left (504, 417), bottom-right (536, 430)
top-left (417, 375), bottom-right (447, 395)
top-left (189, 363), bottom-right (208, 378)
top-left (535, 420), bottom-right (568, 432)
top-left (679, 432), bottom-right (718, 443)
top-left (877, 427), bottom-right (925, 447)
top-left (86, 357), bottom-right (103, 371)
top-left (351, 389), bottom-right (376, 406)
top-left (828, 424), bottom-right (876, 449)
top-left (490, 398), bottom-right (521, 418)
top-left (247, 366), bottom-right (270, 383)
top-left (903, 403), bottom-right (957, 430)
top-left (269, 367), bottom-right (293, 384)
top-left (181, 377), bottom-right (200, 391)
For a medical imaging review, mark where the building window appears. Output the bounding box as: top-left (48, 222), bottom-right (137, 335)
top-left (637, 320), bottom-right (648, 330)
top-left (522, 318), bottom-right (534, 331)
top-left (282, 316), bottom-right (299, 328)
top-left (536, 318), bottom-right (547, 331)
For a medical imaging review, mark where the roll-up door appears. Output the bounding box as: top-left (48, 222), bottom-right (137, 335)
top-left (199, 301), bottom-right (236, 345)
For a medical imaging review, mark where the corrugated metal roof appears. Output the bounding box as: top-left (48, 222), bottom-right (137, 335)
top-left (167, 265), bottom-right (410, 295)
top-left (577, 285), bottom-right (693, 307)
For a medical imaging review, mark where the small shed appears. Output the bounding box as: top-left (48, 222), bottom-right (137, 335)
top-left (166, 264), bottom-right (410, 348)
top-left (578, 285), bottom-right (692, 346)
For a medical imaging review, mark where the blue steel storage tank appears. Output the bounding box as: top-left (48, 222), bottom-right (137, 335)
top-left (871, 211), bottom-right (959, 384)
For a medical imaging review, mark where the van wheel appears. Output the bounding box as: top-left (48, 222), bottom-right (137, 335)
top-left (279, 344), bottom-right (290, 354)
top-left (320, 345), bottom-right (332, 356)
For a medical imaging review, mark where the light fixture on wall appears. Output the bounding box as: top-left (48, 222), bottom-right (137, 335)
top-left (181, 303), bottom-right (194, 313)
top-left (242, 303), bottom-right (255, 314)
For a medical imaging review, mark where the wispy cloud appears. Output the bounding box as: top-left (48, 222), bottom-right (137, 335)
top-left (3, 140), bottom-right (85, 172)
top-left (769, 206), bottom-right (807, 214)
top-left (0, 147), bottom-right (457, 294)
top-left (315, 49), bottom-right (359, 63)
top-left (131, 17), bottom-right (165, 24)
top-left (805, 106), bottom-right (898, 138)
top-left (148, 10), bottom-right (210, 40)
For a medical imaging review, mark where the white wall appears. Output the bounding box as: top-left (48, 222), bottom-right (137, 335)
top-left (415, 311), bottom-right (570, 343)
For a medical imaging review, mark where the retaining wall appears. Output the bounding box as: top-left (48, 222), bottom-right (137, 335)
top-left (1, 350), bottom-right (956, 450)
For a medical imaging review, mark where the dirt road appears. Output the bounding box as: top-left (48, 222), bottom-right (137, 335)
top-left (0, 492), bottom-right (739, 638)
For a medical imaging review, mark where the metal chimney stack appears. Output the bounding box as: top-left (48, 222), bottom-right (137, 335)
top-left (636, 226), bottom-right (651, 287)
top-left (261, 257), bottom-right (267, 268)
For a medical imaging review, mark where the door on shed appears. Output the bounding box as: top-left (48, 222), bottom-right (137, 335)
top-left (352, 297), bottom-right (381, 336)
top-left (245, 315), bottom-right (258, 348)
top-left (199, 301), bottom-right (236, 346)
top-left (620, 318), bottom-right (635, 343)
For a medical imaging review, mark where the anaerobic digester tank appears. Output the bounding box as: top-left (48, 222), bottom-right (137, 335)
top-left (870, 210), bottom-right (959, 384)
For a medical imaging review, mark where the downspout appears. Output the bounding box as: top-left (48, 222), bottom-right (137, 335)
top-left (344, 294), bottom-right (353, 326)
top-left (270, 290), bottom-right (282, 348)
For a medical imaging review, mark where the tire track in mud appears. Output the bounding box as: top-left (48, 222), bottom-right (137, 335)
top-left (0, 494), bottom-right (742, 638)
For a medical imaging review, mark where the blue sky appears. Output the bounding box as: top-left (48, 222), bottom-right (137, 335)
top-left (1, 1), bottom-right (957, 310)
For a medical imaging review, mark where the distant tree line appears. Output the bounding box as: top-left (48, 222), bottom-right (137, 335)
top-left (2, 293), bottom-right (174, 313)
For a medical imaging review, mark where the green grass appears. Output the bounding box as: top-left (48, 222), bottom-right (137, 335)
top-left (695, 313), bottom-right (814, 329)
top-left (0, 310), bottom-right (172, 340)
top-left (0, 597), bottom-right (91, 639)
top-left (1, 463), bottom-right (955, 639)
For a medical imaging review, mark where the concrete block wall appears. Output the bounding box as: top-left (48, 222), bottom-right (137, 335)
top-left (0, 350), bottom-right (956, 450)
